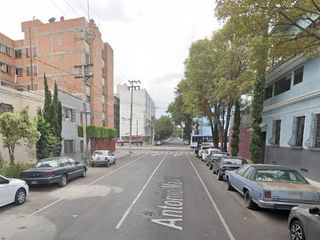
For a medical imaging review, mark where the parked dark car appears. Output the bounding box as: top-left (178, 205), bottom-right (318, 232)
top-left (213, 156), bottom-right (248, 181)
top-left (225, 164), bottom-right (320, 210)
top-left (288, 205), bottom-right (320, 240)
top-left (207, 152), bottom-right (229, 170)
top-left (20, 157), bottom-right (87, 187)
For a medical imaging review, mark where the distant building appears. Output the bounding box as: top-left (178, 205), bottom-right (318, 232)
top-left (262, 55), bottom-right (320, 181)
top-left (117, 84), bottom-right (155, 142)
top-left (0, 17), bottom-right (114, 128)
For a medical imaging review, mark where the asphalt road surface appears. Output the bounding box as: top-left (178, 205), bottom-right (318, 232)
top-left (0, 145), bottom-right (290, 240)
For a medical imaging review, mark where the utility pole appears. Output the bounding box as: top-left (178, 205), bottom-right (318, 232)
top-left (128, 80), bottom-right (141, 153)
top-left (74, 20), bottom-right (94, 165)
top-left (28, 23), bottom-right (33, 90)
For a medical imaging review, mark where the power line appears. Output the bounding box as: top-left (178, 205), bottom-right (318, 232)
top-left (63, 0), bottom-right (81, 17)
top-left (75, 0), bottom-right (88, 16)
top-left (49, 0), bottom-right (69, 17)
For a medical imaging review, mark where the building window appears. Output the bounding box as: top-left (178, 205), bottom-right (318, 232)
top-left (15, 49), bottom-right (22, 58)
top-left (274, 120), bottom-right (281, 145)
top-left (64, 140), bottom-right (74, 154)
top-left (293, 67), bottom-right (303, 85)
top-left (265, 85), bottom-right (273, 100)
top-left (25, 48), bottom-right (29, 58)
top-left (5, 46), bottom-right (12, 56)
top-left (314, 114), bottom-right (320, 148)
top-left (274, 75), bottom-right (291, 96)
top-left (295, 116), bottom-right (305, 147)
top-left (26, 66), bottom-right (30, 76)
top-left (0, 103), bottom-right (14, 115)
top-left (6, 65), bottom-right (11, 75)
top-left (71, 109), bottom-right (76, 122)
top-left (33, 66), bottom-right (37, 76)
top-left (32, 47), bottom-right (37, 57)
top-left (0, 43), bottom-right (6, 54)
top-left (16, 68), bottom-right (23, 77)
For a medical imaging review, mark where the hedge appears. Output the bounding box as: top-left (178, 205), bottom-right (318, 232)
top-left (78, 125), bottom-right (117, 139)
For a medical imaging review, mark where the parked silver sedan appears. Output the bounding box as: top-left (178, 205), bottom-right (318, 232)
top-left (91, 150), bottom-right (116, 167)
top-left (226, 164), bottom-right (320, 210)
top-left (288, 205), bottom-right (320, 240)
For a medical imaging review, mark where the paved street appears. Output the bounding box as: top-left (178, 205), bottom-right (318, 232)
top-left (0, 144), bottom-right (290, 240)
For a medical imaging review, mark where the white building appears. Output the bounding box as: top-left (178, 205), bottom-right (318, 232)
top-left (117, 84), bottom-right (155, 142)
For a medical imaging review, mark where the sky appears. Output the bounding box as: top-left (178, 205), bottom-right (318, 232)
top-left (0, 0), bottom-right (220, 117)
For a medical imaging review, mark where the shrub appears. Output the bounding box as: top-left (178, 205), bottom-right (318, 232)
top-left (0, 163), bottom-right (33, 178)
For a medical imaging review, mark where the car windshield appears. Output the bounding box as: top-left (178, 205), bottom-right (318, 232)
top-left (35, 160), bottom-right (59, 168)
top-left (222, 158), bottom-right (244, 165)
top-left (254, 169), bottom-right (309, 183)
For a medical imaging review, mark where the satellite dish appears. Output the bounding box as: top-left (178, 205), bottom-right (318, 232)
top-left (48, 17), bottom-right (56, 23)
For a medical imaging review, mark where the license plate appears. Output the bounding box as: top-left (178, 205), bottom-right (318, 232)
top-left (31, 181), bottom-right (38, 185)
top-left (289, 192), bottom-right (302, 200)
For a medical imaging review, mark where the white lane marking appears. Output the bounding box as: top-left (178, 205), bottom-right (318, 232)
top-left (28, 154), bottom-right (147, 216)
top-left (115, 153), bottom-right (168, 229)
top-left (186, 153), bottom-right (236, 240)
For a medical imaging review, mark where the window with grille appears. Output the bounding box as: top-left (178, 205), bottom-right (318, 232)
top-left (15, 49), bottom-right (22, 58)
top-left (274, 75), bottom-right (291, 96)
top-left (295, 116), bottom-right (305, 147)
top-left (265, 85), bottom-right (273, 100)
top-left (274, 120), bottom-right (281, 145)
top-left (315, 114), bottom-right (320, 148)
top-left (64, 140), bottom-right (74, 154)
top-left (0, 103), bottom-right (13, 115)
top-left (293, 67), bottom-right (303, 85)
top-left (16, 67), bottom-right (23, 77)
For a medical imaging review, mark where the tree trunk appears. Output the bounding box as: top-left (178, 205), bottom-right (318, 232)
top-left (223, 104), bottom-right (232, 152)
top-left (8, 145), bottom-right (15, 165)
top-left (231, 99), bottom-right (241, 156)
top-left (214, 103), bottom-right (225, 150)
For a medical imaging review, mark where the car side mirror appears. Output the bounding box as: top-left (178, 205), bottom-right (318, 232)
top-left (309, 207), bottom-right (320, 215)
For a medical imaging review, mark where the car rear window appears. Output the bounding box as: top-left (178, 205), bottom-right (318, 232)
top-left (222, 158), bottom-right (244, 165)
top-left (94, 151), bottom-right (104, 155)
top-left (36, 160), bottom-right (59, 168)
top-left (254, 169), bottom-right (308, 184)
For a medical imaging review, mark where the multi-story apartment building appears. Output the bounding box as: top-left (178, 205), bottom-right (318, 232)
top-left (117, 84), bottom-right (155, 142)
top-left (262, 55), bottom-right (320, 181)
top-left (0, 17), bottom-right (114, 128)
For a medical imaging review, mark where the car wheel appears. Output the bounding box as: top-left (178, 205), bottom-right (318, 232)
top-left (114, 159), bottom-right (116, 165)
top-left (81, 168), bottom-right (87, 178)
top-left (58, 174), bottom-right (68, 187)
top-left (15, 188), bottom-right (26, 205)
top-left (206, 162), bottom-right (209, 166)
top-left (218, 172), bottom-right (223, 181)
top-left (290, 220), bottom-right (305, 240)
top-left (244, 190), bottom-right (257, 210)
top-left (227, 178), bottom-right (234, 191)
top-left (209, 165), bottom-right (213, 170)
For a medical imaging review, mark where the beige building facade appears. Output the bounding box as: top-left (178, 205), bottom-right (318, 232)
top-left (0, 17), bottom-right (114, 128)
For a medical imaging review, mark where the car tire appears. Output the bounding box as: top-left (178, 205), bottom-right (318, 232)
top-left (114, 159), bottom-right (116, 165)
top-left (244, 190), bottom-right (257, 210)
top-left (81, 168), bottom-right (86, 178)
top-left (226, 178), bottom-right (234, 191)
top-left (209, 165), bottom-right (213, 170)
top-left (15, 188), bottom-right (26, 205)
top-left (58, 174), bottom-right (68, 187)
top-left (290, 220), bottom-right (305, 240)
top-left (206, 162), bottom-right (209, 166)
top-left (218, 172), bottom-right (223, 181)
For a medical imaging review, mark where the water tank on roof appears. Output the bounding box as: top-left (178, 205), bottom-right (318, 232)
top-left (48, 17), bottom-right (56, 23)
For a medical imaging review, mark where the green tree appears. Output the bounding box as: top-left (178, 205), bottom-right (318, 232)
top-left (36, 76), bottom-right (63, 159)
top-left (0, 108), bottom-right (40, 165)
top-left (231, 99), bottom-right (241, 156)
top-left (36, 110), bottom-right (59, 159)
top-left (154, 116), bottom-right (174, 141)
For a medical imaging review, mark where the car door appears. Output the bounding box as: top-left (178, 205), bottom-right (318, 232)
top-left (107, 151), bottom-right (115, 164)
top-left (68, 158), bottom-right (82, 178)
top-left (0, 176), bottom-right (14, 206)
top-left (65, 158), bottom-right (77, 179)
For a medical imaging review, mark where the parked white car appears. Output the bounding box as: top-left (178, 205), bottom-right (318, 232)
top-left (91, 150), bottom-right (117, 167)
top-left (0, 175), bottom-right (29, 207)
top-left (201, 148), bottom-right (221, 161)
